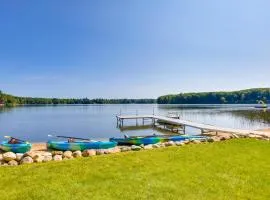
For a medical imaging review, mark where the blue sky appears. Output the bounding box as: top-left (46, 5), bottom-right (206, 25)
top-left (0, 0), bottom-right (269, 98)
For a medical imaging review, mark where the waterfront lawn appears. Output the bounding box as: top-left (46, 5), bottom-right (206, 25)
top-left (0, 139), bottom-right (269, 200)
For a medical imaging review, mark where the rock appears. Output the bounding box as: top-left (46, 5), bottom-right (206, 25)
top-left (24, 151), bottom-right (37, 158)
top-left (207, 138), bottom-right (215, 143)
top-left (131, 145), bottom-right (141, 151)
top-left (0, 154), bottom-right (3, 161)
top-left (2, 163), bottom-right (9, 166)
top-left (8, 160), bottom-right (18, 166)
top-left (175, 141), bottom-right (185, 146)
top-left (42, 152), bottom-right (52, 156)
top-left (111, 147), bottom-right (121, 153)
top-left (16, 153), bottom-right (24, 161)
top-left (63, 151), bottom-right (73, 159)
top-left (3, 152), bottom-right (16, 162)
top-left (63, 157), bottom-right (69, 161)
top-left (53, 155), bottom-right (62, 161)
top-left (152, 144), bottom-right (160, 148)
top-left (192, 140), bottom-right (201, 144)
top-left (82, 149), bottom-right (96, 157)
top-left (120, 147), bottom-right (131, 152)
top-left (96, 150), bottom-right (105, 155)
top-left (184, 140), bottom-right (190, 144)
top-left (143, 145), bottom-right (153, 150)
top-left (43, 155), bottom-right (52, 162)
top-left (212, 136), bottom-right (220, 142)
top-left (165, 141), bottom-right (175, 147)
top-left (20, 156), bottom-right (33, 164)
top-left (52, 151), bottom-right (63, 156)
top-left (33, 154), bottom-right (44, 163)
top-left (139, 144), bottom-right (144, 148)
top-left (72, 150), bottom-right (82, 158)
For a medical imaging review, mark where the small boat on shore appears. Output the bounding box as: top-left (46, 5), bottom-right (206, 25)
top-left (110, 136), bottom-right (166, 145)
top-left (0, 141), bottom-right (32, 153)
top-left (47, 140), bottom-right (117, 151)
top-left (110, 134), bottom-right (208, 145)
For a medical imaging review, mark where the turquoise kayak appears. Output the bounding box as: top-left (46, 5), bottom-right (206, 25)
top-left (47, 140), bottom-right (117, 151)
top-left (0, 141), bottom-right (32, 153)
top-left (109, 136), bottom-right (166, 145)
top-left (168, 135), bottom-right (208, 141)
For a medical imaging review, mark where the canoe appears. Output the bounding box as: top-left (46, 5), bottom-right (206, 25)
top-left (109, 136), bottom-right (166, 145)
top-left (168, 135), bottom-right (208, 141)
top-left (47, 140), bottom-right (117, 151)
top-left (0, 141), bottom-right (32, 153)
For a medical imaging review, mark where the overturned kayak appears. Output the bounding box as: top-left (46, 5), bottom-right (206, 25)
top-left (109, 136), bottom-right (166, 145)
top-left (47, 140), bottom-right (117, 151)
top-left (168, 135), bottom-right (208, 141)
top-left (0, 141), bottom-right (32, 153)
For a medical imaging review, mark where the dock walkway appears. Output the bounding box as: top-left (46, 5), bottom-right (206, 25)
top-left (116, 115), bottom-right (270, 137)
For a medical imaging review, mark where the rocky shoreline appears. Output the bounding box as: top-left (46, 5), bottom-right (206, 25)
top-left (0, 131), bottom-right (269, 166)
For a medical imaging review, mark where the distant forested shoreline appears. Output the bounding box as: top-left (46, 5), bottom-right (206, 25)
top-left (0, 91), bottom-right (155, 106)
top-left (157, 88), bottom-right (270, 104)
top-left (1, 88), bottom-right (269, 106)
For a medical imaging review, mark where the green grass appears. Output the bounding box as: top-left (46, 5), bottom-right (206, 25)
top-left (0, 139), bottom-right (269, 200)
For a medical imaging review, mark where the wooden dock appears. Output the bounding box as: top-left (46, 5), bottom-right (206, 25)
top-left (116, 115), bottom-right (270, 137)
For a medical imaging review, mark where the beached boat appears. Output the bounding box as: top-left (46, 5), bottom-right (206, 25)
top-left (110, 136), bottom-right (166, 145)
top-left (0, 141), bottom-right (32, 153)
top-left (168, 135), bottom-right (208, 141)
top-left (47, 140), bottom-right (117, 151)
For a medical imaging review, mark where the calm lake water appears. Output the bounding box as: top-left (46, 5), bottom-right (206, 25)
top-left (0, 104), bottom-right (269, 142)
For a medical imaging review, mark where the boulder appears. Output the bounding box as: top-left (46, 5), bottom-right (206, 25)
top-left (72, 151), bottom-right (82, 158)
top-left (139, 144), bottom-right (145, 148)
top-left (131, 145), bottom-right (141, 151)
top-left (43, 155), bottom-right (52, 162)
top-left (20, 156), bottom-right (33, 164)
top-left (165, 141), bottom-right (175, 147)
top-left (63, 151), bottom-right (73, 159)
top-left (212, 136), bottom-right (220, 142)
top-left (16, 153), bottom-right (24, 162)
top-left (33, 154), bottom-right (44, 163)
top-left (24, 152), bottom-right (37, 158)
top-left (8, 160), bottom-right (18, 166)
top-left (120, 147), bottom-right (131, 152)
top-left (42, 152), bottom-right (52, 157)
top-left (175, 141), bottom-right (185, 146)
top-left (3, 152), bottom-right (16, 162)
top-left (53, 155), bottom-right (62, 161)
top-left (192, 140), bottom-right (201, 144)
top-left (82, 150), bottom-right (96, 157)
top-left (0, 154), bottom-right (3, 161)
top-left (52, 151), bottom-right (63, 156)
top-left (207, 138), bottom-right (215, 143)
top-left (152, 144), bottom-right (160, 148)
top-left (184, 140), bottom-right (190, 144)
top-left (96, 150), bottom-right (105, 155)
top-left (110, 147), bottom-right (121, 153)
top-left (144, 145), bottom-right (153, 150)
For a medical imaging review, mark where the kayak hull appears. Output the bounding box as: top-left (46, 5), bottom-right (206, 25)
top-left (168, 135), bottom-right (208, 141)
top-left (0, 141), bottom-right (32, 153)
top-left (47, 141), bottom-right (117, 151)
top-left (109, 137), bottom-right (166, 145)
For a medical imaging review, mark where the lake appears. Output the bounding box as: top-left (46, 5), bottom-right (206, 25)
top-left (0, 104), bottom-right (269, 142)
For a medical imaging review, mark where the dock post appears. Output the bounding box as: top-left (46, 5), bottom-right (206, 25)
top-left (183, 125), bottom-right (186, 134)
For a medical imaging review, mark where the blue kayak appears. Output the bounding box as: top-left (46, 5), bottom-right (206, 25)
top-left (0, 141), bottom-right (32, 153)
top-left (168, 135), bottom-right (208, 141)
top-left (47, 140), bottom-right (117, 151)
top-left (109, 136), bottom-right (166, 145)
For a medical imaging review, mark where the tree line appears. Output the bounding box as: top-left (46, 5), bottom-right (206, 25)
top-left (1, 88), bottom-right (269, 106)
top-left (157, 88), bottom-right (270, 104)
top-left (0, 90), bottom-right (155, 106)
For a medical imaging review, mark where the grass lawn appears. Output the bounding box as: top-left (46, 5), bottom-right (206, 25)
top-left (0, 139), bottom-right (269, 200)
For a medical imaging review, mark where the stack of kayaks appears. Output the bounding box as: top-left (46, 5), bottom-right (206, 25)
top-left (0, 141), bottom-right (32, 153)
top-left (47, 140), bottom-right (117, 151)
